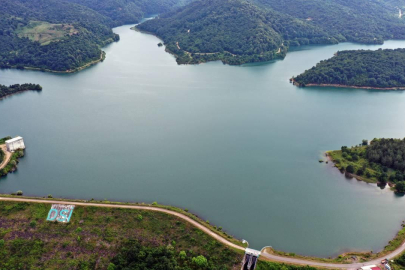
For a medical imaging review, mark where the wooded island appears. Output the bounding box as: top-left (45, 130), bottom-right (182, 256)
top-left (293, 49), bottom-right (405, 89)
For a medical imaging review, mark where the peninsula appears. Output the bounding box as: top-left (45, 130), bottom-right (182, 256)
top-left (327, 138), bottom-right (405, 193)
top-left (0, 84), bottom-right (42, 99)
top-left (293, 49), bottom-right (405, 89)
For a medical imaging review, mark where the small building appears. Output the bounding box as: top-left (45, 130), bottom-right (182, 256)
top-left (6, 136), bottom-right (25, 152)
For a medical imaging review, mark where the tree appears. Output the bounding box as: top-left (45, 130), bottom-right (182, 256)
top-left (192, 255), bottom-right (208, 267)
top-left (346, 165), bottom-right (354, 174)
top-left (396, 182), bottom-right (405, 193)
top-left (179, 251), bottom-right (187, 260)
top-left (362, 140), bottom-right (368, 146)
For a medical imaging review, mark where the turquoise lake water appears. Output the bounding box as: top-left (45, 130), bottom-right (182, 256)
top-left (2, 24), bottom-right (405, 257)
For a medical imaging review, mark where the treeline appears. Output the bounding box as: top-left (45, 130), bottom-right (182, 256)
top-left (366, 139), bottom-right (405, 177)
top-left (0, 84), bottom-right (42, 99)
top-left (253, 0), bottom-right (405, 45)
top-left (294, 49), bottom-right (405, 88)
top-left (65, 0), bottom-right (191, 26)
top-left (137, 0), bottom-right (405, 65)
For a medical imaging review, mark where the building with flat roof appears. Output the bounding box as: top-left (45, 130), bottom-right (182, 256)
top-left (5, 136), bottom-right (25, 152)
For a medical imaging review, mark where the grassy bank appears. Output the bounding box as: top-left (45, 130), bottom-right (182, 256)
top-left (267, 225), bottom-right (405, 265)
top-left (327, 145), bottom-right (381, 184)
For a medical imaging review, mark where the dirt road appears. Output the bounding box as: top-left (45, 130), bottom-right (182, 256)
top-left (0, 145), bottom-right (11, 170)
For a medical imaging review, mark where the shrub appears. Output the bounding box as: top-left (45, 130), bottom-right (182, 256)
top-left (29, 221), bottom-right (37, 228)
top-left (107, 263), bottom-right (116, 270)
top-left (356, 168), bottom-right (364, 176)
top-left (152, 202), bottom-right (158, 206)
top-left (362, 139), bottom-right (368, 146)
top-left (48, 194), bottom-right (53, 198)
top-left (179, 251), bottom-right (187, 260)
top-left (137, 214), bottom-right (143, 221)
top-left (16, 190), bottom-right (23, 196)
top-left (192, 255), bottom-right (208, 267)
top-left (0, 239), bottom-right (4, 247)
top-left (346, 165), bottom-right (355, 174)
top-left (396, 182), bottom-right (405, 193)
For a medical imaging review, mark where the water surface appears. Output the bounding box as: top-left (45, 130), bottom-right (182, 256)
top-left (1, 25), bottom-right (405, 257)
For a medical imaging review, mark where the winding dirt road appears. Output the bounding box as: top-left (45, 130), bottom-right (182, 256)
top-left (0, 145), bottom-right (11, 170)
top-left (1, 196), bottom-right (404, 269)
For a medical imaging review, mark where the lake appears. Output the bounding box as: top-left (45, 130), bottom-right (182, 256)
top-left (2, 24), bottom-right (405, 257)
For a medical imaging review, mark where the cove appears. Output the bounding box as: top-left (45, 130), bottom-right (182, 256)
top-left (2, 24), bottom-right (405, 258)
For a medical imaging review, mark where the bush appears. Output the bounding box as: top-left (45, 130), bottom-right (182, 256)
top-left (179, 251), bottom-right (187, 260)
top-left (396, 182), bottom-right (405, 193)
top-left (346, 165), bottom-right (355, 174)
top-left (16, 190), bottom-right (23, 196)
top-left (137, 214), bottom-right (143, 221)
top-left (0, 239), bottom-right (4, 247)
top-left (192, 255), bottom-right (208, 267)
top-left (356, 168), bottom-right (364, 175)
top-left (107, 263), bottom-right (116, 270)
top-left (29, 221), bottom-right (36, 228)
top-left (152, 202), bottom-right (158, 206)
top-left (47, 194), bottom-right (53, 198)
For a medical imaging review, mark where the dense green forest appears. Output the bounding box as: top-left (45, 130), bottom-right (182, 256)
top-left (0, 84), bottom-right (42, 99)
top-left (252, 0), bottom-right (405, 45)
top-left (328, 138), bottom-right (405, 193)
top-left (0, 0), bottom-right (119, 72)
top-left (137, 0), bottom-right (332, 65)
top-left (65, 0), bottom-right (191, 26)
top-left (138, 0), bottom-right (405, 65)
top-left (293, 49), bottom-right (405, 88)
top-left (0, 0), bottom-right (187, 72)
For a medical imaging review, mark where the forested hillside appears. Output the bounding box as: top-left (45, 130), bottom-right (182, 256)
top-left (64, 0), bottom-right (192, 26)
top-left (0, 0), bottom-right (119, 72)
top-left (252, 0), bottom-right (405, 44)
top-left (137, 0), bottom-right (333, 65)
top-left (293, 49), bottom-right (405, 88)
top-left (0, 0), bottom-right (187, 72)
top-left (138, 0), bottom-right (405, 65)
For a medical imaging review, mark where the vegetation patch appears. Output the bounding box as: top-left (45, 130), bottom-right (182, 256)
top-left (328, 139), bottom-right (405, 193)
top-left (0, 83), bottom-right (42, 99)
top-left (16, 21), bottom-right (78, 46)
top-left (293, 49), bottom-right (405, 89)
top-left (0, 201), bottom-right (242, 269)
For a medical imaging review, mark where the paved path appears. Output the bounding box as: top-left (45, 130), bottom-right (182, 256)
top-left (1, 197), bottom-right (404, 269)
top-left (0, 144), bottom-right (12, 170)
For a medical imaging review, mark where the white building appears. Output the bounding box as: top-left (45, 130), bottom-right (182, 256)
top-left (5, 136), bottom-right (25, 152)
